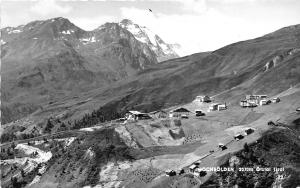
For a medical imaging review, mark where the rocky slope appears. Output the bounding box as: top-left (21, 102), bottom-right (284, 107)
top-left (202, 126), bottom-right (300, 188)
top-left (119, 19), bottom-right (180, 62)
top-left (1, 17), bottom-right (160, 124)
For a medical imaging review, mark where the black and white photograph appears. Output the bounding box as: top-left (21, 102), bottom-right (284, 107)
top-left (1, 0), bottom-right (300, 187)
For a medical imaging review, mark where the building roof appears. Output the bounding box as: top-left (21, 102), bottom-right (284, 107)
top-left (196, 95), bottom-right (210, 97)
top-left (128, 111), bottom-right (143, 115)
top-left (189, 164), bottom-right (197, 169)
top-left (234, 134), bottom-right (243, 137)
top-left (172, 107), bottom-right (191, 113)
top-left (149, 110), bottom-right (167, 114)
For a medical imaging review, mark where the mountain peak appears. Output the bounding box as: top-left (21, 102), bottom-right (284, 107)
top-left (45, 17), bottom-right (74, 26)
top-left (118, 19), bottom-right (180, 62)
top-left (120, 19), bottom-right (134, 25)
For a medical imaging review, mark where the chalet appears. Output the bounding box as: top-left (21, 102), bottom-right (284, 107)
top-left (217, 103), bottom-right (227, 111)
top-left (234, 134), bottom-right (244, 141)
top-left (248, 102), bottom-right (258, 107)
top-left (271, 97), bottom-right (280, 103)
top-left (195, 110), bottom-right (205, 116)
top-left (240, 100), bottom-right (258, 108)
top-left (209, 103), bottom-right (227, 111)
top-left (218, 143), bottom-right (227, 150)
top-left (240, 100), bottom-right (248, 108)
top-left (149, 110), bottom-right (168, 119)
top-left (259, 99), bottom-right (268, 106)
top-left (195, 95), bottom-right (211, 103)
top-left (189, 164), bottom-right (198, 172)
top-left (244, 128), bottom-right (254, 135)
top-left (165, 170), bottom-right (176, 176)
top-left (244, 95), bottom-right (268, 106)
top-left (169, 107), bottom-right (191, 118)
top-left (125, 111), bottom-right (151, 120)
top-left (246, 95), bottom-right (267, 100)
top-left (209, 103), bottom-right (219, 111)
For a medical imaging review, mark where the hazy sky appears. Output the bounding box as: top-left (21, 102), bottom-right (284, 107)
top-left (2, 0), bottom-right (300, 56)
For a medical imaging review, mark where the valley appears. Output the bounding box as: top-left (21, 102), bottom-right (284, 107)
top-left (1, 85), bottom-right (299, 187)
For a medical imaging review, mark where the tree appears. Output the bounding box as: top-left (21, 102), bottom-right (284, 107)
top-left (243, 143), bottom-right (249, 153)
top-left (11, 142), bottom-right (16, 149)
top-left (44, 119), bottom-right (54, 133)
top-left (43, 138), bottom-right (48, 143)
top-left (21, 169), bottom-right (25, 177)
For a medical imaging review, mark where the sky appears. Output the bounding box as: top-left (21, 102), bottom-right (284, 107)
top-left (1, 0), bottom-right (300, 56)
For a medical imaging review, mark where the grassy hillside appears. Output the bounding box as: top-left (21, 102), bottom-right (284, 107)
top-left (202, 125), bottom-right (300, 188)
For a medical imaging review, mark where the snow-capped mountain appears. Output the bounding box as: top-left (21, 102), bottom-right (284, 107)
top-left (1, 17), bottom-right (158, 124)
top-left (119, 19), bottom-right (180, 62)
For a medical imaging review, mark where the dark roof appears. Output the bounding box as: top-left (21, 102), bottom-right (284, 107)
top-left (173, 107), bottom-right (190, 113)
top-left (150, 110), bottom-right (167, 114)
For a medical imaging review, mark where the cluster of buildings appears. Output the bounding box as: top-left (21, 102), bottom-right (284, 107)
top-left (119, 94), bottom-right (229, 122)
top-left (195, 95), bottom-right (227, 112)
top-left (118, 93), bottom-right (282, 122)
top-left (240, 95), bottom-right (280, 108)
top-left (124, 111), bottom-right (152, 121)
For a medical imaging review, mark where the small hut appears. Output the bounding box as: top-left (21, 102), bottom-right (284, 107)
top-left (169, 107), bottom-right (191, 118)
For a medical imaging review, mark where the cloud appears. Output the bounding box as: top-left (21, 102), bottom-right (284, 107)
top-left (120, 6), bottom-right (273, 56)
top-left (70, 16), bottom-right (117, 31)
top-left (175, 0), bottom-right (208, 14)
top-left (30, 0), bottom-right (72, 16)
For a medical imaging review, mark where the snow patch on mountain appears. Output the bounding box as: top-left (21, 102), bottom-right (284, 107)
top-left (80, 36), bottom-right (97, 44)
top-left (62, 30), bottom-right (71, 35)
top-left (140, 26), bottom-right (157, 45)
top-left (119, 19), bottom-right (180, 62)
top-left (8, 29), bottom-right (22, 34)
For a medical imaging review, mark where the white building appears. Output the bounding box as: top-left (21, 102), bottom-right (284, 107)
top-left (259, 100), bottom-right (267, 106)
top-left (194, 95), bottom-right (211, 103)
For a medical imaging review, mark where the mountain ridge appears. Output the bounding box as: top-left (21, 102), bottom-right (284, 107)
top-left (1, 17), bottom-right (165, 124)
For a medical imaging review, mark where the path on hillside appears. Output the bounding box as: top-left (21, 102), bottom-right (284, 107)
top-left (0, 123), bottom-right (114, 148)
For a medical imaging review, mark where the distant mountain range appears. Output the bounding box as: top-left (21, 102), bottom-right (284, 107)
top-left (1, 17), bottom-right (179, 124)
top-left (1, 18), bottom-right (300, 125)
top-left (81, 24), bottom-right (300, 116)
